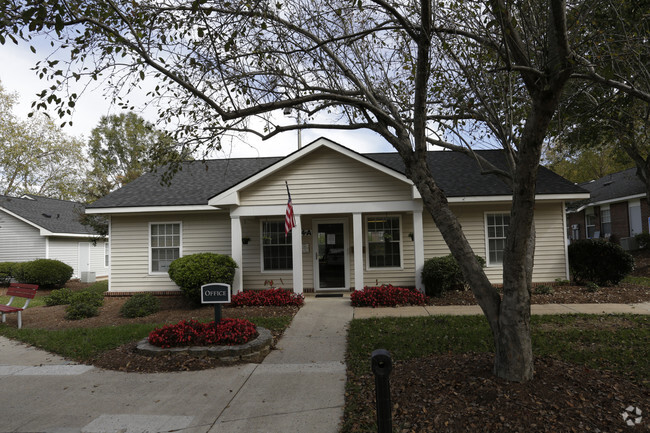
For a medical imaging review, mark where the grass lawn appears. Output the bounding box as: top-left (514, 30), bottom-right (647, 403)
top-left (347, 314), bottom-right (649, 380)
top-left (0, 315), bottom-right (293, 363)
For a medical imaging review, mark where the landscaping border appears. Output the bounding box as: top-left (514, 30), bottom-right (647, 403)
top-left (135, 326), bottom-right (273, 363)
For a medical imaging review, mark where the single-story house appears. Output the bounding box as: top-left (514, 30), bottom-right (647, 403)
top-left (567, 168), bottom-right (649, 248)
top-left (86, 138), bottom-right (588, 295)
top-left (0, 194), bottom-right (108, 280)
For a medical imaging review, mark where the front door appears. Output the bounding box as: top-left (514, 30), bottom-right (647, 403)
top-left (79, 242), bottom-right (91, 275)
top-left (314, 221), bottom-right (347, 291)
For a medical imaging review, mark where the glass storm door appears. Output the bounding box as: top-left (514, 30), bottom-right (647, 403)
top-left (315, 222), bottom-right (346, 290)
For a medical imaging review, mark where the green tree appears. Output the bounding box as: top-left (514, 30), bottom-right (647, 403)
top-left (553, 0), bottom-right (650, 195)
top-left (84, 112), bottom-right (188, 201)
top-left (2, 0), bottom-right (649, 382)
top-left (0, 82), bottom-right (85, 200)
top-left (543, 145), bottom-right (633, 184)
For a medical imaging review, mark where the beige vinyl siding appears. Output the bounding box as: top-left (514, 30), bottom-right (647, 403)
top-left (48, 238), bottom-right (81, 277)
top-left (0, 210), bottom-right (46, 262)
top-left (239, 147), bottom-right (411, 206)
top-left (110, 211), bottom-right (231, 292)
top-left (363, 213), bottom-right (415, 288)
top-left (88, 240), bottom-right (109, 277)
top-left (422, 202), bottom-right (567, 284)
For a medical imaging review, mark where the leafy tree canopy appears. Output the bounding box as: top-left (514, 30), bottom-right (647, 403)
top-left (0, 81), bottom-right (86, 200)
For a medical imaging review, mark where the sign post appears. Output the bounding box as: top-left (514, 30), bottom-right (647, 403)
top-left (200, 283), bottom-right (231, 324)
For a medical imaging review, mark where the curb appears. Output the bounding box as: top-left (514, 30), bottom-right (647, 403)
top-left (135, 326), bottom-right (273, 363)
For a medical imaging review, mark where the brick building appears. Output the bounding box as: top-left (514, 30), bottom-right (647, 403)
top-left (567, 168), bottom-right (650, 248)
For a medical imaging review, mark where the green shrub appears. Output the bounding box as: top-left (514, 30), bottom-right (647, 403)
top-left (534, 285), bottom-right (554, 295)
top-left (0, 262), bottom-right (16, 286)
top-left (86, 280), bottom-right (109, 295)
top-left (168, 253), bottom-right (238, 303)
top-left (10, 262), bottom-right (26, 283)
top-left (635, 232), bottom-right (650, 249)
top-left (120, 293), bottom-right (161, 318)
top-left (585, 281), bottom-right (600, 293)
top-left (568, 239), bottom-right (634, 286)
top-left (65, 290), bottom-right (104, 320)
top-left (45, 288), bottom-right (74, 306)
top-left (17, 259), bottom-right (73, 289)
top-left (421, 254), bottom-right (486, 297)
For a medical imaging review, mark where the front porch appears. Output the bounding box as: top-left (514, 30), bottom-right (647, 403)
top-left (229, 200), bottom-right (426, 294)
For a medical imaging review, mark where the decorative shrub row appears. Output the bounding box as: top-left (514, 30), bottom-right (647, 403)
top-left (350, 285), bottom-right (427, 308)
top-left (120, 293), bottom-right (161, 318)
top-left (0, 259), bottom-right (73, 289)
top-left (168, 253), bottom-right (237, 304)
top-left (230, 288), bottom-right (304, 307)
top-left (148, 319), bottom-right (258, 348)
top-left (421, 254), bottom-right (485, 297)
top-left (568, 239), bottom-right (634, 286)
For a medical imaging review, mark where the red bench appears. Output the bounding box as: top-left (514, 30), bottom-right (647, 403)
top-left (0, 283), bottom-right (38, 329)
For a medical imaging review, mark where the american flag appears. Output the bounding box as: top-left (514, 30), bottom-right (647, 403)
top-left (285, 181), bottom-right (296, 236)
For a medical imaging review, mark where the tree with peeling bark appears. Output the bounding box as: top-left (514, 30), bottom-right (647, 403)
top-left (1, 0), bottom-right (648, 382)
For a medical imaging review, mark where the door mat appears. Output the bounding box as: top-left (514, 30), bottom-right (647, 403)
top-left (315, 293), bottom-right (344, 298)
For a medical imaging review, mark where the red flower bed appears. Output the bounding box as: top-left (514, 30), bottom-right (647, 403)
top-left (230, 288), bottom-right (304, 307)
top-left (148, 318), bottom-right (258, 348)
top-left (350, 285), bottom-right (427, 307)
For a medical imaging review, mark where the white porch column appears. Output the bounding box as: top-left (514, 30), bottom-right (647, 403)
top-left (292, 215), bottom-right (303, 294)
top-left (413, 210), bottom-right (425, 292)
top-left (353, 212), bottom-right (364, 291)
top-left (231, 215), bottom-right (243, 293)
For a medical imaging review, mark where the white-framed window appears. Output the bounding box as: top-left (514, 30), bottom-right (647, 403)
top-left (600, 205), bottom-right (611, 236)
top-left (150, 222), bottom-right (181, 273)
top-left (262, 220), bottom-right (292, 271)
top-left (104, 241), bottom-right (109, 268)
top-left (585, 208), bottom-right (596, 238)
top-left (366, 215), bottom-right (402, 268)
top-left (486, 213), bottom-right (510, 265)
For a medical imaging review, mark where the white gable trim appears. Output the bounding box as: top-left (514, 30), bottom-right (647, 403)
top-left (0, 207), bottom-right (53, 235)
top-left (208, 137), bottom-right (416, 206)
top-left (574, 193), bottom-right (645, 212)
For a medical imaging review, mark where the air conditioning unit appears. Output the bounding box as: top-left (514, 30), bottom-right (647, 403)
top-left (571, 224), bottom-right (579, 229)
top-left (620, 237), bottom-right (638, 251)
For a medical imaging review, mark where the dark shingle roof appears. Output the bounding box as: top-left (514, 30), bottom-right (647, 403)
top-left (88, 144), bottom-right (585, 209)
top-left (578, 167), bottom-right (644, 203)
top-left (367, 150), bottom-right (585, 197)
top-left (88, 157), bottom-right (283, 208)
top-left (0, 194), bottom-right (97, 235)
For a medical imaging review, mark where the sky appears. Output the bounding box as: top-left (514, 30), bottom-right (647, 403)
top-left (0, 40), bottom-right (394, 159)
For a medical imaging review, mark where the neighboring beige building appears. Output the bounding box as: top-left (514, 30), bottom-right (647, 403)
top-left (86, 138), bottom-right (588, 294)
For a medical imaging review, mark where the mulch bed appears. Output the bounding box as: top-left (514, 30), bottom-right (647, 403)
top-left (345, 353), bottom-right (649, 432)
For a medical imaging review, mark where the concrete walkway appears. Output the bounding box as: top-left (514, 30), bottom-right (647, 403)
top-left (354, 301), bottom-right (650, 319)
top-left (0, 296), bottom-right (353, 433)
top-left (1, 298), bottom-right (648, 432)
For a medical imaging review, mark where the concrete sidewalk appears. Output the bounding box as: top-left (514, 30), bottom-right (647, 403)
top-left (0, 295), bottom-right (353, 433)
top-left (354, 301), bottom-right (650, 319)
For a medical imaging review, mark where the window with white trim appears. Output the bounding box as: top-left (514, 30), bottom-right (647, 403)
top-left (486, 213), bottom-right (510, 265)
top-left (150, 223), bottom-right (181, 273)
top-left (600, 206), bottom-right (611, 236)
top-left (104, 242), bottom-right (109, 267)
top-left (367, 216), bottom-right (401, 268)
top-left (585, 208), bottom-right (596, 238)
top-left (262, 220), bottom-right (292, 271)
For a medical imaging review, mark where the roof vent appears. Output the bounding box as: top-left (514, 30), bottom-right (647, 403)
top-left (42, 213), bottom-right (51, 218)
top-left (603, 181), bottom-right (613, 186)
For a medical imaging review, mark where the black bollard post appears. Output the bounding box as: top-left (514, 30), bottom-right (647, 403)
top-left (371, 349), bottom-right (393, 433)
top-left (214, 304), bottom-right (222, 324)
